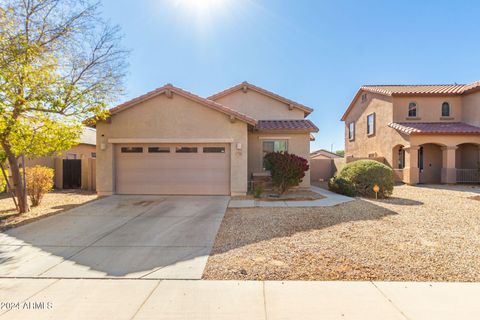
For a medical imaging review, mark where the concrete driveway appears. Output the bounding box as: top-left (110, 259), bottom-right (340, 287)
top-left (0, 195), bottom-right (229, 279)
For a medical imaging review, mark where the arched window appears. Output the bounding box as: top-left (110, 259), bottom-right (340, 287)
top-left (408, 102), bottom-right (417, 117)
top-left (442, 102), bottom-right (450, 117)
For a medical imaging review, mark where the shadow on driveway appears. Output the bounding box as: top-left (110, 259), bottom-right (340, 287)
top-left (0, 195), bottom-right (228, 279)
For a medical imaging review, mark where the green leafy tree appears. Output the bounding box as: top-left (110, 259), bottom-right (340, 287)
top-left (0, 0), bottom-right (128, 212)
top-left (335, 150), bottom-right (345, 157)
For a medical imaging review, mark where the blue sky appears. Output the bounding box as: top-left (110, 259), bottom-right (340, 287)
top-left (100, 0), bottom-right (480, 152)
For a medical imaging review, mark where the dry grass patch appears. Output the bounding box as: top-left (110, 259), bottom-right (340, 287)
top-left (0, 190), bottom-right (98, 230)
top-left (204, 184), bottom-right (480, 281)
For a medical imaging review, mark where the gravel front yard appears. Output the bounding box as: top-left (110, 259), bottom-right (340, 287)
top-left (0, 190), bottom-right (98, 230)
top-left (203, 184), bottom-right (480, 281)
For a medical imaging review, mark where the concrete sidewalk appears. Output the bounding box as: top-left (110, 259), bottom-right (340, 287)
top-left (1, 279), bottom-right (479, 319)
top-left (229, 186), bottom-right (354, 208)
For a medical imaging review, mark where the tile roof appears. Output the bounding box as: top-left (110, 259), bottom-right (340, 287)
top-left (90, 84), bottom-right (256, 126)
top-left (255, 120), bottom-right (319, 132)
top-left (388, 122), bottom-right (480, 135)
top-left (341, 80), bottom-right (480, 121)
top-left (362, 84), bottom-right (467, 96)
top-left (208, 81), bottom-right (314, 115)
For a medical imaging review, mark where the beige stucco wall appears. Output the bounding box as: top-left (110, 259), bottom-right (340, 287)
top-left (392, 96), bottom-right (463, 123)
top-left (456, 144), bottom-right (480, 169)
top-left (63, 144), bottom-right (96, 159)
top-left (419, 143), bottom-right (443, 183)
top-left (310, 158), bottom-right (333, 182)
top-left (344, 92), bottom-right (408, 166)
top-left (409, 134), bottom-right (480, 147)
top-left (462, 91), bottom-right (480, 127)
top-left (214, 89), bottom-right (306, 120)
top-left (25, 144), bottom-right (96, 169)
top-left (344, 89), bottom-right (480, 184)
top-left (248, 132), bottom-right (311, 187)
top-left (96, 93), bottom-right (249, 196)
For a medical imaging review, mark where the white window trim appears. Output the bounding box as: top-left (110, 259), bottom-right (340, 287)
top-left (407, 101), bottom-right (418, 118)
top-left (367, 113), bottom-right (375, 136)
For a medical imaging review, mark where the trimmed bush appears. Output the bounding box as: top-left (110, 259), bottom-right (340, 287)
top-left (341, 160), bottom-right (394, 198)
top-left (264, 152), bottom-right (309, 194)
top-left (328, 176), bottom-right (355, 197)
top-left (330, 160), bottom-right (394, 198)
top-left (26, 166), bottom-right (54, 207)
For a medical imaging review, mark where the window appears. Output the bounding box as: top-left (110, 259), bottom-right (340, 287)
top-left (398, 147), bottom-right (405, 169)
top-left (176, 146), bottom-right (198, 153)
top-left (121, 147), bottom-right (143, 153)
top-left (262, 140), bottom-right (288, 169)
top-left (148, 147), bottom-right (170, 153)
top-left (348, 122), bottom-right (355, 141)
top-left (91, 152), bottom-right (96, 158)
top-left (408, 102), bottom-right (417, 117)
top-left (442, 102), bottom-right (450, 117)
top-left (367, 113), bottom-right (375, 135)
top-left (203, 147), bottom-right (225, 153)
top-left (361, 93), bottom-right (367, 103)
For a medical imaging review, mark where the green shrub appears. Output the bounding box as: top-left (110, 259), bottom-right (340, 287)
top-left (26, 166), bottom-right (54, 207)
top-left (336, 160), bottom-right (394, 198)
top-left (328, 176), bottom-right (355, 197)
top-left (264, 152), bottom-right (309, 194)
top-left (253, 185), bottom-right (264, 198)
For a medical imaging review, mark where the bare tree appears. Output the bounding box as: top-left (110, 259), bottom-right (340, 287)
top-left (0, 0), bottom-right (128, 212)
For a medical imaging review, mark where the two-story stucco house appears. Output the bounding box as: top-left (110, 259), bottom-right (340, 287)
top-left (341, 81), bottom-right (480, 185)
top-left (93, 82), bottom-right (318, 196)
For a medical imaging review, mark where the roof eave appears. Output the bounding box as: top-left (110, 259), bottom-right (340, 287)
top-left (255, 128), bottom-right (319, 133)
top-left (409, 132), bottom-right (480, 135)
top-left (88, 84), bottom-right (257, 127)
top-left (208, 82), bottom-right (314, 116)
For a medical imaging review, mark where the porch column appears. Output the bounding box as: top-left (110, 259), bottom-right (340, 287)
top-left (403, 146), bottom-right (419, 185)
top-left (441, 146), bottom-right (458, 184)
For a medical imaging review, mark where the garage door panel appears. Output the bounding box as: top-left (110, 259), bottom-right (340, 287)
top-left (115, 144), bottom-right (230, 195)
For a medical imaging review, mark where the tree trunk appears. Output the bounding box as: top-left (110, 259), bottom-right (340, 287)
top-left (1, 143), bottom-right (29, 213)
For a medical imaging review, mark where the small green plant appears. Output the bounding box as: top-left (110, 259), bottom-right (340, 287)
top-left (253, 185), bottom-right (264, 198)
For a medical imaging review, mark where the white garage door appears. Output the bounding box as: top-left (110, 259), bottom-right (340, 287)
top-left (115, 144), bottom-right (230, 195)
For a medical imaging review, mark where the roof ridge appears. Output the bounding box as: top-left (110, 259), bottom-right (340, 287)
top-left (208, 81), bottom-right (314, 115)
top-left (95, 83), bottom-right (257, 126)
top-left (311, 149), bottom-right (339, 156)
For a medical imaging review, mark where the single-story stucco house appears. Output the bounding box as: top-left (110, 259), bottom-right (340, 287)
top-left (25, 127), bottom-right (97, 190)
top-left (92, 82), bottom-right (319, 196)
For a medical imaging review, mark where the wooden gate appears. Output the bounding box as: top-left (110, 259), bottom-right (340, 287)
top-left (63, 159), bottom-right (81, 189)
